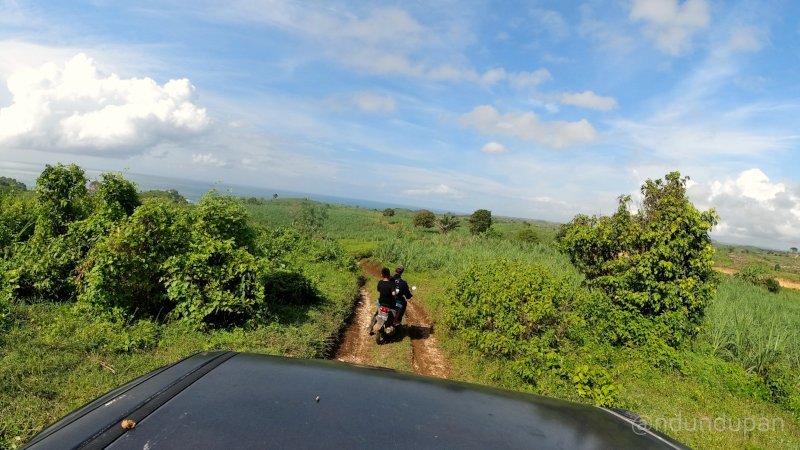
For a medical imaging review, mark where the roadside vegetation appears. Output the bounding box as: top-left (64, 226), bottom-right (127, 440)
top-left (1, 165), bottom-right (799, 449)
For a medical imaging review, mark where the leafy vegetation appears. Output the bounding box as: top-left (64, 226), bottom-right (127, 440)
top-left (2, 167), bottom-right (799, 449)
top-left (412, 209), bottom-right (435, 228)
top-left (557, 172), bottom-right (718, 347)
top-left (468, 208), bottom-right (492, 235)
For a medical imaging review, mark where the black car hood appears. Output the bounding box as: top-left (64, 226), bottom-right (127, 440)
top-left (25, 351), bottom-right (689, 449)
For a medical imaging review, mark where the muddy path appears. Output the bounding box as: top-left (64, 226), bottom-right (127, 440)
top-left (334, 262), bottom-right (450, 379)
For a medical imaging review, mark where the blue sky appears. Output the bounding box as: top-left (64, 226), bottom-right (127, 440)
top-left (1, 0), bottom-right (800, 249)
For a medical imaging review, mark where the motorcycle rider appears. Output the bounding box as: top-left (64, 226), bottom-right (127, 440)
top-left (391, 264), bottom-right (413, 325)
top-left (368, 267), bottom-right (398, 335)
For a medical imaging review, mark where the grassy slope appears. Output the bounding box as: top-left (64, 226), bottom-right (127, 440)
top-left (714, 243), bottom-right (800, 283)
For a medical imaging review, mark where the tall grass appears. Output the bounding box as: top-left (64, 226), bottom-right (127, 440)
top-left (703, 276), bottom-right (800, 374)
top-left (373, 234), bottom-right (580, 279)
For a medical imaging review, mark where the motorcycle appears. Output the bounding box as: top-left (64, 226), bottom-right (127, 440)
top-left (373, 304), bottom-right (398, 345)
top-left (373, 285), bottom-right (416, 345)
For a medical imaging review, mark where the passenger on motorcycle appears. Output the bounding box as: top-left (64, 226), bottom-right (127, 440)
top-left (368, 267), bottom-right (397, 335)
top-left (391, 264), bottom-right (413, 325)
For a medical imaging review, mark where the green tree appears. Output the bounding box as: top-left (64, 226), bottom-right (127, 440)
top-left (382, 208), bottom-right (395, 217)
top-left (413, 209), bottom-right (435, 228)
top-left (468, 209), bottom-right (492, 235)
top-left (35, 164), bottom-right (89, 235)
top-left (436, 214), bottom-right (460, 234)
top-left (0, 176), bottom-right (26, 192)
top-left (294, 201), bottom-right (329, 235)
top-left (557, 172), bottom-right (718, 346)
top-left (95, 172), bottom-right (140, 219)
top-left (140, 189), bottom-right (188, 204)
top-left (196, 191), bottom-right (255, 250)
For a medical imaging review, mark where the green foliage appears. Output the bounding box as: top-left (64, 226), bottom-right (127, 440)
top-left (139, 189), bottom-right (188, 204)
top-left (444, 259), bottom-right (584, 379)
top-left (516, 227), bottom-right (540, 244)
top-left (382, 208), bottom-right (395, 217)
top-left (557, 172), bottom-right (718, 346)
top-left (412, 209), bottom-right (435, 228)
top-left (468, 209), bottom-right (492, 235)
top-left (0, 191), bottom-right (36, 256)
top-left (0, 176), bottom-right (26, 192)
top-left (196, 191), bottom-right (255, 250)
top-left (163, 236), bottom-right (265, 328)
top-left (79, 199), bottom-right (192, 317)
top-left (435, 214), bottom-right (460, 234)
top-left (569, 364), bottom-right (620, 407)
top-left (736, 263), bottom-right (781, 293)
top-left (94, 172), bottom-right (140, 219)
top-left (262, 270), bottom-right (320, 306)
top-left (35, 164), bottom-right (89, 236)
top-left (293, 201), bottom-right (329, 235)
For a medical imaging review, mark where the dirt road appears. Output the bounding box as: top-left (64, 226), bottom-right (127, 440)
top-left (334, 264), bottom-right (450, 379)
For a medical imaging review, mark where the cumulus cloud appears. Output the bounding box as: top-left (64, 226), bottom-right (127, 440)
top-left (688, 168), bottom-right (800, 248)
top-left (0, 53), bottom-right (209, 154)
top-left (402, 183), bottom-right (464, 199)
top-left (192, 153), bottom-right (227, 167)
top-left (481, 142), bottom-right (507, 154)
top-left (629, 0), bottom-right (710, 55)
top-left (460, 105), bottom-right (598, 149)
top-left (560, 91), bottom-right (618, 111)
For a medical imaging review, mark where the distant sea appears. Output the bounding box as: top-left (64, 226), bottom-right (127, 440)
top-left (126, 172), bottom-right (432, 212)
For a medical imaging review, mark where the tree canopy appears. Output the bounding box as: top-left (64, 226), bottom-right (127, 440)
top-left (468, 209), bottom-right (492, 235)
top-left (556, 172), bottom-right (718, 346)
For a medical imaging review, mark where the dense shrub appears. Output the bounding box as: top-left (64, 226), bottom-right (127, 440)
top-left (35, 163), bottom-right (89, 236)
top-left (516, 227), bottom-right (540, 244)
top-left (79, 200), bottom-right (192, 317)
top-left (94, 172), bottom-right (140, 219)
top-left (444, 259), bottom-right (584, 380)
top-left (468, 209), bottom-right (492, 235)
top-left (0, 176), bottom-right (26, 192)
top-left (0, 191), bottom-right (36, 255)
top-left (557, 172), bottom-right (718, 346)
top-left (412, 209), bottom-right (435, 228)
top-left (163, 236), bottom-right (265, 327)
top-left (382, 208), bottom-right (395, 217)
top-left (196, 191), bottom-right (255, 251)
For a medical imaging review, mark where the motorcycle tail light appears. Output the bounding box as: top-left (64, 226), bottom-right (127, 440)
top-left (380, 306), bottom-right (387, 312)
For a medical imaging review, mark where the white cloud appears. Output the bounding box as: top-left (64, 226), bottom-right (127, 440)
top-left (402, 183), bottom-right (464, 199)
top-left (688, 168), bottom-right (800, 248)
top-left (0, 53), bottom-right (209, 154)
top-left (560, 90), bottom-right (618, 111)
top-left (629, 0), bottom-right (710, 55)
top-left (727, 26), bottom-right (764, 52)
top-left (460, 105), bottom-right (598, 149)
top-left (531, 9), bottom-right (569, 41)
top-left (481, 142), bottom-right (507, 154)
top-left (351, 92), bottom-right (396, 113)
top-left (192, 152), bottom-right (226, 167)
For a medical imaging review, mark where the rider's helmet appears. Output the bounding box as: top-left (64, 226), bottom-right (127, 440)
top-left (395, 264), bottom-right (404, 274)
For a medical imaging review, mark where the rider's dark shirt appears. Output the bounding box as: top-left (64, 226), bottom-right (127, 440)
top-left (391, 275), bottom-right (413, 303)
top-left (377, 279), bottom-right (396, 307)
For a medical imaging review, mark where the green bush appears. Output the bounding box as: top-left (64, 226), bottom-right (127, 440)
top-left (557, 172), bottom-right (718, 346)
top-left (196, 191), bottom-right (255, 251)
top-left (163, 236), bottom-right (265, 328)
top-left (79, 200), bottom-right (192, 317)
top-left (516, 227), bottom-right (540, 244)
top-left (444, 258), bottom-right (584, 368)
top-left (382, 208), bottom-right (395, 217)
top-left (412, 209), bottom-right (435, 228)
top-left (35, 163), bottom-right (89, 236)
top-left (468, 209), bottom-right (492, 235)
top-left (569, 364), bottom-right (620, 407)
